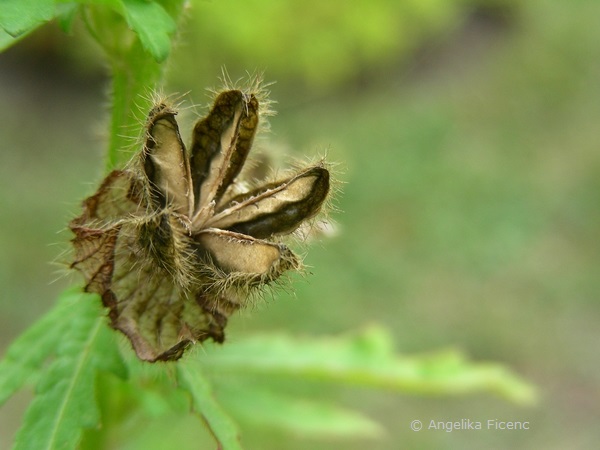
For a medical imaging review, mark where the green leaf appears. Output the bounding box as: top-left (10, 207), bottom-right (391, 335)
top-left (56, 3), bottom-right (81, 34)
top-left (0, 0), bottom-right (55, 37)
top-left (121, 354), bottom-right (190, 418)
top-left (0, 287), bottom-right (84, 406)
top-left (0, 26), bottom-right (26, 52)
top-left (177, 360), bottom-right (243, 450)
top-left (76, 0), bottom-right (183, 169)
top-left (197, 326), bottom-right (537, 405)
top-left (120, 0), bottom-right (176, 62)
top-left (13, 291), bottom-right (126, 450)
top-left (217, 385), bottom-right (383, 439)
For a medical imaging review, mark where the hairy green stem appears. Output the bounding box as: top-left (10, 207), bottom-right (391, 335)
top-left (107, 46), bottom-right (163, 170)
top-left (81, 2), bottom-right (186, 171)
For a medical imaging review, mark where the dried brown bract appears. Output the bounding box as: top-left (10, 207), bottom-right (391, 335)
top-left (70, 85), bottom-right (331, 361)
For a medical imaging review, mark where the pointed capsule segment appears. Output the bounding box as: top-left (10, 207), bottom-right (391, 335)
top-left (208, 165), bottom-right (330, 239)
top-left (196, 228), bottom-right (298, 276)
top-left (142, 104), bottom-right (194, 216)
top-left (189, 90), bottom-right (259, 215)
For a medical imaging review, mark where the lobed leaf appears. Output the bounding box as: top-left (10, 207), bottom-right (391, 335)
top-left (0, 287), bottom-right (84, 406)
top-left (0, 27), bottom-right (27, 52)
top-left (216, 385), bottom-right (383, 439)
top-left (13, 290), bottom-right (126, 450)
top-left (177, 360), bottom-right (243, 450)
top-left (120, 0), bottom-right (176, 62)
top-left (0, 0), bottom-right (54, 37)
top-left (197, 326), bottom-right (537, 405)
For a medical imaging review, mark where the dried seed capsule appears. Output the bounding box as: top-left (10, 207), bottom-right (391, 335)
top-left (190, 90), bottom-right (259, 211)
top-left (70, 82), bottom-right (334, 362)
top-left (142, 104), bottom-right (193, 215)
top-left (210, 165), bottom-right (330, 239)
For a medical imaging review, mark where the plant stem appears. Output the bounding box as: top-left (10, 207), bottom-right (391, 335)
top-left (107, 44), bottom-right (163, 170)
top-left (81, 2), bottom-right (187, 171)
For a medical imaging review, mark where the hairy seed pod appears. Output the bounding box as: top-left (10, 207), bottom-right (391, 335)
top-left (70, 81), bottom-right (333, 361)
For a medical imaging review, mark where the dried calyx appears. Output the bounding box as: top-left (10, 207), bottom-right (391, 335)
top-left (70, 84), bottom-right (332, 361)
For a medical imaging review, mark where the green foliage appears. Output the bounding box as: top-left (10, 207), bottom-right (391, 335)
top-left (0, 289), bottom-right (81, 406)
top-left (0, 0), bottom-right (176, 61)
top-left (214, 386), bottom-right (384, 439)
top-left (0, 1), bottom-right (537, 449)
top-left (170, 0), bottom-right (467, 89)
top-left (177, 362), bottom-right (243, 450)
top-left (0, 288), bottom-right (126, 450)
top-left (0, 0), bottom-right (54, 38)
top-left (0, 0), bottom-right (182, 169)
top-left (1, 298), bottom-right (534, 448)
top-left (197, 328), bottom-right (535, 404)
top-left (119, 0), bottom-right (176, 62)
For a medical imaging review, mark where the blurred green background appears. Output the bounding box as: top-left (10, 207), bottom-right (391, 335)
top-left (1, 0), bottom-right (599, 448)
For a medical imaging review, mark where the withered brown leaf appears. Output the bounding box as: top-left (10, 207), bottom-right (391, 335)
top-left (70, 87), bottom-right (331, 361)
